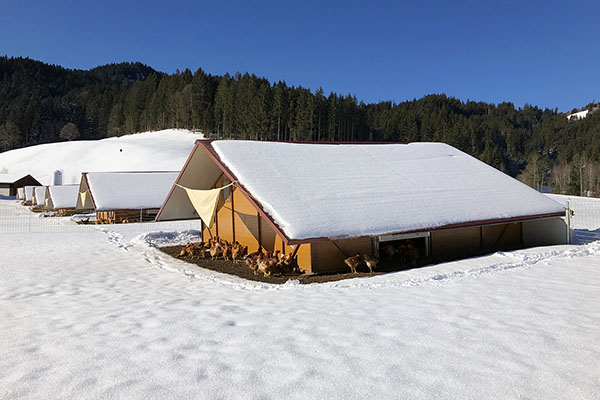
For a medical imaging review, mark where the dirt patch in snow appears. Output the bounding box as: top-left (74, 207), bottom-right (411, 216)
top-left (159, 246), bottom-right (429, 284)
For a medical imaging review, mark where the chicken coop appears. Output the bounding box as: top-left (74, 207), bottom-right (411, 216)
top-left (32, 186), bottom-right (47, 208)
top-left (75, 171), bottom-right (179, 224)
top-left (156, 140), bottom-right (568, 274)
top-left (44, 184), bottom-right (80, 215)
top-left (23, 186), bottom-right (38, 205)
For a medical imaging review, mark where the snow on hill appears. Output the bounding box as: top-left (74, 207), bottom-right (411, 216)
top-left (0, 129), bottom-right (202, 185)
top-left (566, 109), bottom-right (589, 120)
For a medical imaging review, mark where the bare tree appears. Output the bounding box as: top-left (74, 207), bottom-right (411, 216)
top-left (551, 161), bottom-right (570, 194)
top-left (59, 123), bottom-right (80, 141)
top-left (573, 154), bottom-right (588, 196)
top-left (518, 152), bottom-right (544, 190)
top-left (0, 121), bottom-right (21, 150)
top-left (584, 161), bottom-right (600, 197)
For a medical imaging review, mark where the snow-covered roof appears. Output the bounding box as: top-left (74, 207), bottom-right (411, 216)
top-left (47, 185), bottom-right (79, 209)
top-left (0, 173), bottom-right (22, 184)
top-left (211, 141), bottom-right (565, 240)
top-left (0, 173), bottom-right (37, 184)
top-left (33, 186), bottom-right (46, 206)
top-left (85, 171), bottom-right (180, 211)
top-left (24, 186), bottom-right (36, 201)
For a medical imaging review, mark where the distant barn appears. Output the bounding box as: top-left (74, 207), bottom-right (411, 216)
top-left (76, 171), bottom-right (179, 223)
top-left (45, 185), bottom-right (79, 214)
top-left (0, 174), bottom-right (41, 197)
top-left (157, 140), bottom-right (568, 274)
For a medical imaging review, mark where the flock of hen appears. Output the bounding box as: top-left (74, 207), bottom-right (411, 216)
top-left (177, 237), bottom-right (421, 278)
top-left (177, 236), bottom-right (298, 277)
top-left (344, 240), bottom-right (420, 274)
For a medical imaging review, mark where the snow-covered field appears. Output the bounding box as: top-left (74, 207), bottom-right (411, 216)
top-left (1, 198), bottom-right (600, 399)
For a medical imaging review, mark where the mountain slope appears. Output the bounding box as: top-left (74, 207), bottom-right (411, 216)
top-left (0, 129), bottom-right (201, 185)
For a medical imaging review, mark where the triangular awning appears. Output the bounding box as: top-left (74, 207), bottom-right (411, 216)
top-left (80, 191), bottom-right (87, 208)
top-left (177, 183), bottom-right (234, 227)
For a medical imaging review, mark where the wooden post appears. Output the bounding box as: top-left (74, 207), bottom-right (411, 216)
top-left (331, 240), bottom-right (349, 258)
top-left (231, 187), bottom-right (236, 243)
top-left (215, 204), bottom-right (219, 237)
top-left (492, 224), bottom-right (510, 249)
top-left (200, 219), bottom-right (205, 242)
top-left (519, 222), bottom-right (524, 247)
top-left (257, 212), bottom-right (262, 248)
top-left (479, 226), bottom-right (483, 249)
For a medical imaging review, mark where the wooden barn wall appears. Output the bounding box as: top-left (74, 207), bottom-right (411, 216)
top-left (231, 187), bottom-right (260, 251)
top-left (294, 244), bottom-right (312, 273)
top-left (522, 217), bottom-right (568, 247)
top-left (96, 209), bottom-right (158, 224)
top-left (481, 223), bottom-right (522, 250)
top-left (432, 222), bottom-right (523, 257)
top-left (202, 176), bottom-right (313, 272)
top-left (431, 226), bottom-right (480, 257)
top-left (311, 237), bottom-right (373, 273)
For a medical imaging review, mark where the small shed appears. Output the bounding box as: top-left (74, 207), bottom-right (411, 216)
top-left (157, 140), bottom-right (568, 274)
top-left (32, 186), bottom-right (47, 207)
top-left (23, 186), bottom-right (36, 205)
top-left (0, 174), bottom-right (41, 197)
top-left (76, 171), bottom-right (179, 223)
top-left (45, 185), bottom-right (79, 214)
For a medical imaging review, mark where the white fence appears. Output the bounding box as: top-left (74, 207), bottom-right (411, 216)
top-left (2, 197), bottom-right (600, 245)
top-left (0, 201), bottom-right (200, 235)
top-left (565, 197), bottom-right (600, 245)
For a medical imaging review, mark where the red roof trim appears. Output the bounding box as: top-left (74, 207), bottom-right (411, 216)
top-left (195, 139), bottom-right (409, 145)
top-left (81, 170), bottom-right (179, 175)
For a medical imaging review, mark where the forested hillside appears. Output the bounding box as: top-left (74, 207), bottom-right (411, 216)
top-left (1, 56), bottom-right (599, 195)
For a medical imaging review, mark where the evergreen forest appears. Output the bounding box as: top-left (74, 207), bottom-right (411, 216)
top-left (1, 56), bottom-right (599, 195)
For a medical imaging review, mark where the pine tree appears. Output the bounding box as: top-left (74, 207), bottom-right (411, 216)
top-left (291, 88), bottom-right (314, 141)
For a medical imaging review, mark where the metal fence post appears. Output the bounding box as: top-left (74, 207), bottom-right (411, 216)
top-left (565, 200), bottom-right (571, 244)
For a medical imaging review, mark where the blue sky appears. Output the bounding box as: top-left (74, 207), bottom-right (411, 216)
top-left (1, 0), bottom-right (598, 111)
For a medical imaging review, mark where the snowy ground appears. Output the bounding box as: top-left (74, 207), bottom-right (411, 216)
top-left (1, 199), bottom-right (600, 399)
